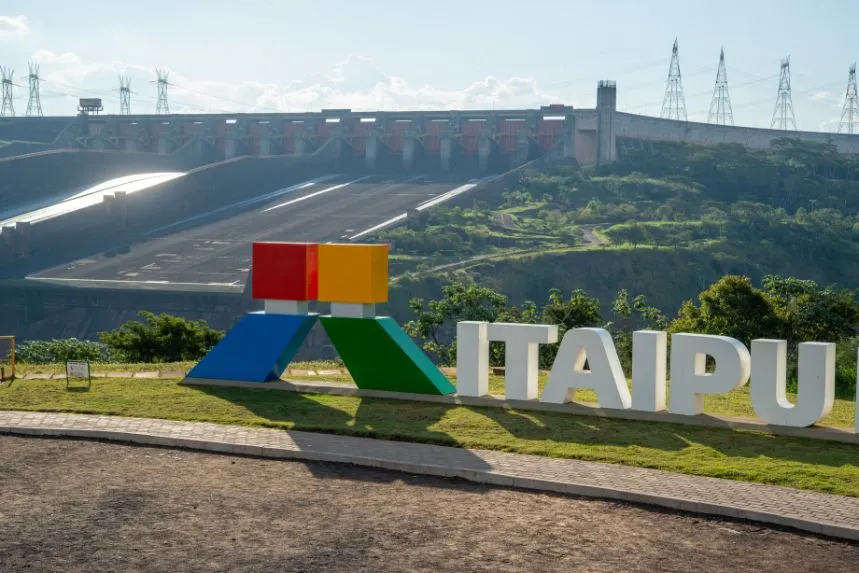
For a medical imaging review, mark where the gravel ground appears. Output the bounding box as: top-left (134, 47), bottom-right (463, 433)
top-left (0, 435), bottom-right (856, 573)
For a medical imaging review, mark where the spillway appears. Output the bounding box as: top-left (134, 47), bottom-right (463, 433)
top-left (0, 172), bottom-right (185, 227)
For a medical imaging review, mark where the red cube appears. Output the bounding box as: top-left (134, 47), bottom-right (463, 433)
top-left (251, 242), bottom-right (318, 301)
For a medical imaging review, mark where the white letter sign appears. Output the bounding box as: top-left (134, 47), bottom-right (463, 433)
top-left (456, 321), bottom-right (489, 397)
top-left (631, 330), bottom-right (668, 412)
top-left (669, 334), bottom-right (750, 416)
top-left (541, 328), bottom-right (631, 409)
top-left (487, 322), bottom-right (558, 401)
top-left (751, 340), bottom-right (835, 427)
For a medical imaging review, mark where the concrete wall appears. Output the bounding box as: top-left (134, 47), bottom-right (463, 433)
top-left (0, 150), bottom-right (200, 210)
top-left (611, 112), bottom-right (859, 153)
top-left (0, 141), bottom-right (50, 158)
top-left (0, 117), bottom-right (72, 144)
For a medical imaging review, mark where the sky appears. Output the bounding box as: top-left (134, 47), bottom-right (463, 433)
top-left (1, 0), bottom-right (858, 132)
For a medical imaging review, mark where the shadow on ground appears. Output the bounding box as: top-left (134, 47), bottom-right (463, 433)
top-left (190, 384), bottom-right (859, 479)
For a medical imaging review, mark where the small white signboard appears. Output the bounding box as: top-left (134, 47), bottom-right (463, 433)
top-left (66, 360), bottom-right (91, 388)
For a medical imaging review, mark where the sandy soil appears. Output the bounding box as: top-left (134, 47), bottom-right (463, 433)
top-left (0, 435), bottom-right (856, 573)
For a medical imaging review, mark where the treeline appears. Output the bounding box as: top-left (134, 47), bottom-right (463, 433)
top-left (405, 273), bottom-right (859, 397)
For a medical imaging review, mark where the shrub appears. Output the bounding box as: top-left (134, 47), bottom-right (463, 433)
top-left (16, 339), bottom-right (114, 364)
top-left (99, 311), bottom-right (223, 363)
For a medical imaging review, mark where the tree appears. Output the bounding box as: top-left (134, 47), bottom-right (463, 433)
top-left (761, 275), bottom-right (859, 344)
top-left (540, 288), bottom-right (603, 366)
top-left (668, 275), bottom-right (784, 345)
top-left (99, 311), bottom-right (223, 363)
top-left (404, 282), bottom-right (509, 364)
top-left (609, 290), bottom-right (669, 371)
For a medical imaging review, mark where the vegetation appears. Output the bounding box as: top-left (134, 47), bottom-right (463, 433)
top-left (16, 339), bottom-right (114, 364)
top-left (13, 312), bottom-right (223, 365)
top-left (405, 273), bottom-right (858, 397)
top-left (1, 377), bottom-right (857, 496)
top-left (385, 138), bottom-right (859, 327)
top-left (98, 311), bottom-right (223, 363)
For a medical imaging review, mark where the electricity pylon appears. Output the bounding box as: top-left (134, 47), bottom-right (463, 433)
top-left (838, 63), bottom-right (858, 134)
top-left (771, 57), bottom-right (797, 131)
top-left (707, 48), bottom-right (734, 125)
top-left (25, 61), bottom-right (43, 117)
top-left (660, 38), bottom-right (687, 121)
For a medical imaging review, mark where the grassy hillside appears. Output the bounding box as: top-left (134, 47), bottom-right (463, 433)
top-left (384, 138), bottom-right (859, 315)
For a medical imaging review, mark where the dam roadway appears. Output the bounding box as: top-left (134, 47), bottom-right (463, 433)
top-left (25, 174), bottom-right (488, 292)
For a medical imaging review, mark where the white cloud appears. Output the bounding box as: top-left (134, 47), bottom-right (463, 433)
top-left (810, 91), bottom-right (833, 101)
top-left (0, 15), bottom-right (29, 37)
top-left (32, 50), bottom-right (82, 66)
top-left (29, 51), bottom-right (565, 115)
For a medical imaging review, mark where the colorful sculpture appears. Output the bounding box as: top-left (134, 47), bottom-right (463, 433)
top-left (186, 241), bottom-right (455, 396)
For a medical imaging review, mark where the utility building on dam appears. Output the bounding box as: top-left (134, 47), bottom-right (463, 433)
top-left (5, 82), bottom-right (859, 168)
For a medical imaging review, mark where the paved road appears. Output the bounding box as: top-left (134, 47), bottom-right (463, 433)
top-left (28, 174), bottom-right (481, 292)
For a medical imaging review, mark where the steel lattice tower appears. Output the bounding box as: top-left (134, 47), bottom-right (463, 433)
top-left (155, 68), bottom-right (170, 115)
top-left (771, 57), bottom-right (797, 130)
top-left (119, 74), bottom-right (132, 115)
top-left (0, 67), bottom-right (14, 117)
top-left (838, 63), bottom-right (858, 134)
top-left (26, 61), bottom-right (43, 117)
top-left (707, 48), bottom-right (734, 126)
top-left (660, 38), bottom-right (687, 121)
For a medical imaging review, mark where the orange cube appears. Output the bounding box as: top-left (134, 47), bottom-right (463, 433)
top-left (317, 243), bottom-right (388, 303)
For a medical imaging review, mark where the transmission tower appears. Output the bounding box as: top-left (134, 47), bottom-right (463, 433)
top-left (707, 48), bottom-right (734, 126)
top-left (25, 61), bottom-right (43, 117)
top-left (119, 74), bottom-right (132, 115)
top-left (770, 57), bottom-right (797, 131)
top-left (660, 38), bottom-right (687, 121)
top-left (155, 68), bottom-right (170, 115)
top-left (838, 63), bottom-right (858, 134)
top-left (0, 67), bottom-right (14, 117)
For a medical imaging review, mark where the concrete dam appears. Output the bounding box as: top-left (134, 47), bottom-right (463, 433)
top-left (1, 80), bottom-right (859, 348)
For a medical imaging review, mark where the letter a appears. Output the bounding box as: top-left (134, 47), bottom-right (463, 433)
top-left (541, 328), bottom-right (631, 409)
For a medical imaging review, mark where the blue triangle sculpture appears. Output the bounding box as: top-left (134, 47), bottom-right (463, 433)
top-left (186, 312), bottom-right (317, 382)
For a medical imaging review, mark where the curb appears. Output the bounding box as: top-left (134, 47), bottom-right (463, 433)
top-left (2, 423), bottom-right (857, 543)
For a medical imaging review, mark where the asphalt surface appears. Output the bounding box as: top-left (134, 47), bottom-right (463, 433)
top-left (28, 174), bottom-right (485, 292)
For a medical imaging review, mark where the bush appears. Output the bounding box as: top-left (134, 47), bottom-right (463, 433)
top-left (99, 311), bottom-right (223, 363)
top-left (16, 339), bottom-right (114, 364)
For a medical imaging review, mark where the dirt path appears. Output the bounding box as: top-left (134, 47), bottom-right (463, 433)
top-left (405, 225), bottom-right (606, 279)
top-left (0, 436), bottom-right (856, 573)
top-left (579, 224), bottom-right (607, 246)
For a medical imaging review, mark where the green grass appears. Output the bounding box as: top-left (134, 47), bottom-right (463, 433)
top-left (1, 368), bottom-right (857, 497)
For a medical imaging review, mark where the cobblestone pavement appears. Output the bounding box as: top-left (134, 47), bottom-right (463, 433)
top-left (1, 410), bottom-right (857, 542)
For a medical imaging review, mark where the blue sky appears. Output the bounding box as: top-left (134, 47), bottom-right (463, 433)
top-left (1, 0), bottom-right (857, 131)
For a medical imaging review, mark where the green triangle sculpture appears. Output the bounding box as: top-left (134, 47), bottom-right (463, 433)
top-left (320, 315), bottom-right (455, 395)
